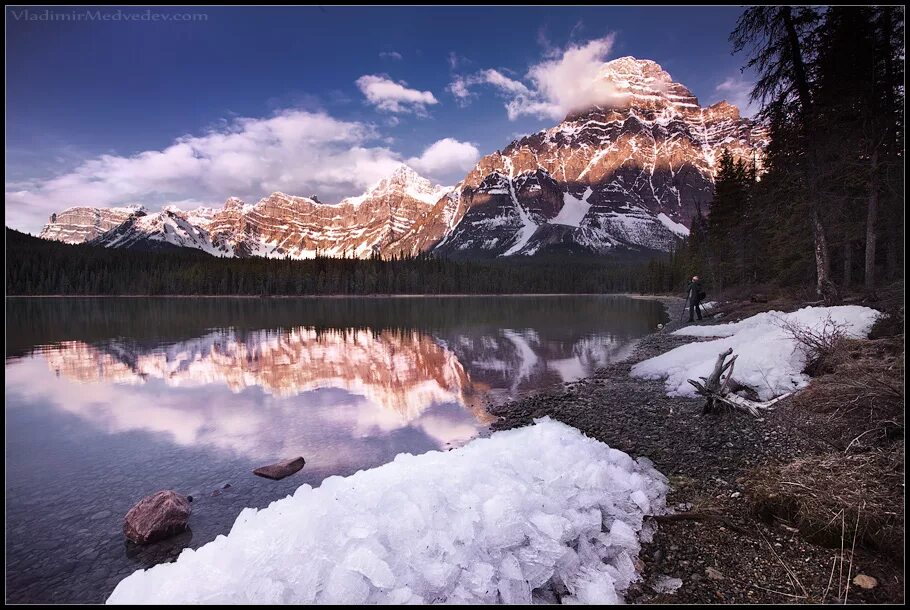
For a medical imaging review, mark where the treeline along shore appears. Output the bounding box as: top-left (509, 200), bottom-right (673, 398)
top-left (4, 228), bottom-right (690, 297)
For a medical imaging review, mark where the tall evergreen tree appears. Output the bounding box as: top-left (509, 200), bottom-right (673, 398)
top-left (706, 150), bottom-right (751, 290)
top-left (732, 6), bottom-right (840, 304)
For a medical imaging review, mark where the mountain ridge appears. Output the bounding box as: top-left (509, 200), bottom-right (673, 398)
top-left (38, 57), bottom-right (767, 259)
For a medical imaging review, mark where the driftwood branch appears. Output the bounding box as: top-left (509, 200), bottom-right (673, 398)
top-left (688, 349), bottom-right (792, 417)
top-left (648, 512), bottom-right (753, 537)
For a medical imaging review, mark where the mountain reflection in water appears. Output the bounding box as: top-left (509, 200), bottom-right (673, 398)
top-left (9, 296), bottom-right (664, 458)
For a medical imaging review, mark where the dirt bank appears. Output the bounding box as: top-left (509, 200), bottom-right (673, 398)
top-left (489, 296), bottom-right (903, 604)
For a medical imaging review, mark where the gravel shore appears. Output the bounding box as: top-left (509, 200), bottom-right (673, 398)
top-left (489, 297), bottom-right (902, 604)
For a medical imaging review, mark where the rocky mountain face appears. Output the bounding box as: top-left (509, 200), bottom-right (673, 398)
top-left (436, 57), bottom-right (767, 257)
top-left (81, 165), bottom-right (452, 258)
top-left (38, 57), bottom-right (766, 259)
top-left (38, 205), bottom-right (147, 244)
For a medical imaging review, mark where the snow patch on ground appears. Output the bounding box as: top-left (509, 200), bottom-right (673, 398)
top-left (630, 306), bottom-right (880, 400)
top-left (107, 418), bottom-right (667, 605)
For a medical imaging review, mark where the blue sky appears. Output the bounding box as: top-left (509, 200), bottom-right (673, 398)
top-left (6, 6), bottom-right (756, 233)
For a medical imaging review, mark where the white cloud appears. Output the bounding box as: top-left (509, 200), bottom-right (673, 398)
top-left (446, 35), bottom-right (620, 121)
top-left (536, 26), bottom-right (560, 60)
top-left (355, 74), bottom-right (438, 115)
top-left (379, 51), bottom-right (403, 60)
top-left (407, 138), bottom-right (480, 181)
top-left (479, 69), bottom-right (529, 96)
top-left (446, 69), bottom-right (529, 108)
top-left (447, 51), bottom-right (471, 71)
top-left (5, 109), bottom-right (411, 232)
top-left (522, 35), bottom-right (619, 119)
top-left (446, 76), bottom-right (473, 104)
top-left (715, 75), bottom-right (759, 118)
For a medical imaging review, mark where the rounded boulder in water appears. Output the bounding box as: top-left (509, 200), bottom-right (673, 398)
top-left (123, 490), bottom-right (192, 545)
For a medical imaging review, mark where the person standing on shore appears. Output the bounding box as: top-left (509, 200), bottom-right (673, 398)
top-left (686, 275), bottom-right (705, 322)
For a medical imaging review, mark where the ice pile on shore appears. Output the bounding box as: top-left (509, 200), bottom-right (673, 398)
top-left (107, 418), bottom-right (667, 605)
top-left (632, 305), bottom-right (880, 400)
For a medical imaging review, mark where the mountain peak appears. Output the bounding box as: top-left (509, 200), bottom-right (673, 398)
top-left (388, 163), bottom-right (421, 180)
top-left (551, 55), bottom-right (700, 119)
top-left (364, 164), bottom-right (451, 205)
top-left (705, 100), bottom-right (741, 120)
top-left (372, 163), bottom-right (428, 191)
top-left (599, 56), bottom-right (673, 83)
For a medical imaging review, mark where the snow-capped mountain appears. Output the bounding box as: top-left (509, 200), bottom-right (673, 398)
top-left (38, 57), bottom-right (766, 259)
top-left (435, 57), bottom-right (767, 257)
top-left (64, 164), bottom-right (454, 258)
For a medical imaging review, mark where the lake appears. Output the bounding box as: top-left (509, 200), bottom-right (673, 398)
top-left (5, 295), bottom-right (666, 603)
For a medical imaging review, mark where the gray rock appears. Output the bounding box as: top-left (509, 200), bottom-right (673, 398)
top-left (253, 457), bottom-right (306, 480)
top-left (705, 567), bottom-right (724, 581)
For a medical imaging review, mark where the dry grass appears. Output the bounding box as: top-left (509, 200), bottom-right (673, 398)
top-left (747, 319), bottom-right (904, 570)
top-left (789, 337), bottom-right (904, 451)
top-left (747, 447), bottom-right (904, 560)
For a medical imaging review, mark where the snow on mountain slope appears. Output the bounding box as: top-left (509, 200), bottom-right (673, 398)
top-left (551, 188), bottom-right (593, 227)
top-left (93, 207), bottom-right (233, 255)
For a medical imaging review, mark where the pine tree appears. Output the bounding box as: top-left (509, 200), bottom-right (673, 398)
top-left (732, 6), bottom-right (840, 304)
top-left (706, 150), bottom-right (750, 290)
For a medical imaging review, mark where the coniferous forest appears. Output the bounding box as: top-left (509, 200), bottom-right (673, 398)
top-left (5, 228), bottom-right (687, 296)
top-left (676, 6), bottom-right (904, 300)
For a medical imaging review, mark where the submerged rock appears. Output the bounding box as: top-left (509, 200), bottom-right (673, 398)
top-left (253, 457), bottom-right (306, 480)
top-left (123, 490), bottom-right (192, 545)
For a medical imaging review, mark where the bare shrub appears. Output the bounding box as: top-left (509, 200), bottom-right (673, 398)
top-left (778, 316), bottom-right (851, 376)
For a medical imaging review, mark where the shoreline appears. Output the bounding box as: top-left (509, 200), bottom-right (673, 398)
top-left (488, 297), bottom-right (902, 604)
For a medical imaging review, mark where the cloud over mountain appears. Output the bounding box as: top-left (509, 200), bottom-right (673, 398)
top-left (714, 74), bottom-right (759, 118)
top-left (407, 138), bottom-right (480, 178)
top-left (447, 35), bottom-right (621, 121)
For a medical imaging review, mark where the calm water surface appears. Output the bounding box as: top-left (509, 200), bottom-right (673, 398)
top-left (5, 295), bottom-right (666, 603)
